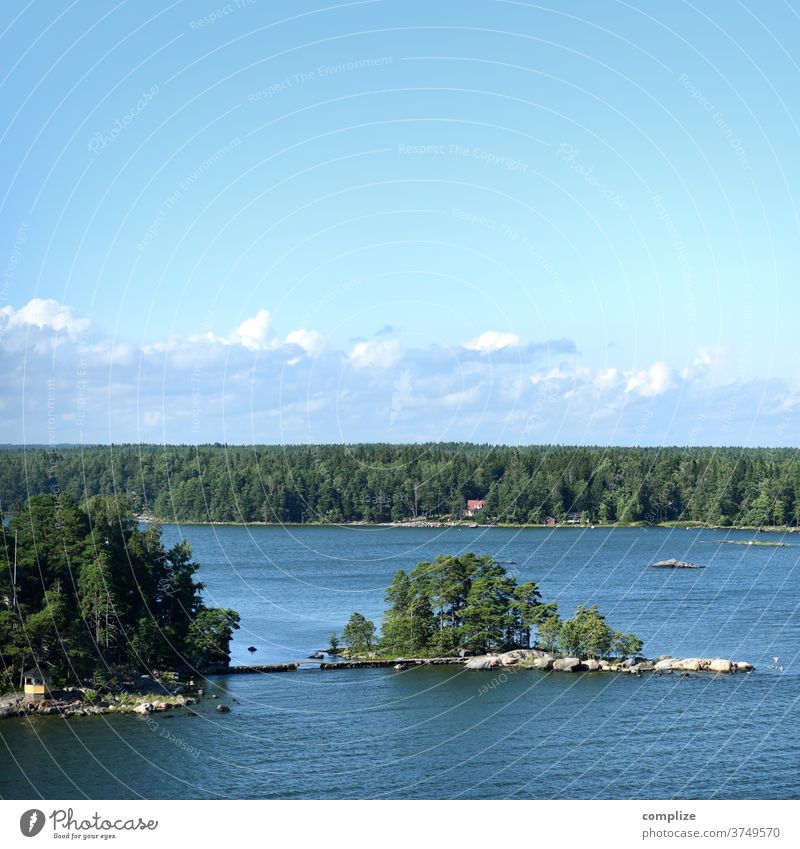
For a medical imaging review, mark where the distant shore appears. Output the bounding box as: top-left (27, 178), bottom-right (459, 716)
top-left (136, 515), bottom-right (800, 533)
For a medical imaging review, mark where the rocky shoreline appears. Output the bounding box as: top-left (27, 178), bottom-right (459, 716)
top-left (0, 675), bottom-right (202, 721)
top-left (322, 650), bottom-right (755, 675)
top-left (460, 649), bottom-right (755, 675)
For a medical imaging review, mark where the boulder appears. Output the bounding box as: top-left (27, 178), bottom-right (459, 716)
top-left (216, 704), bottom-right (231, 713)
top-left (636, 660), bottom-right (655, 671)
top-left (708, 658), bottom-right (733, 673)
top-left (498, 649), bottom-right (537, 666)
top-left (671, 658), bottom-right (701, 672)
top-left (552, 657), bottom-right (582, 672)
top-left (133, 702), bottom-right (154, 714)
top-left (464, 655), bottom-right (500, 670)
top-left (736, 662), bottom-right (754, 672)
top-left (581, 659), bottom-right (601, 672)
top-left (534, 654), bottom-right (554, 671)
top-left (654, 658), bottom-right (674, 671)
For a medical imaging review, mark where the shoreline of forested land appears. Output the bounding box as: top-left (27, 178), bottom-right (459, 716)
top-left (2, 443), bottom-right (799, 528)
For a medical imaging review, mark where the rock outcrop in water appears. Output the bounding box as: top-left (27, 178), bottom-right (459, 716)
top-left (650, 559), bottom-right (703, 569)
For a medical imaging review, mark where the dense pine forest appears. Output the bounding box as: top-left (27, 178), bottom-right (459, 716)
top-left (0, 493), bottom-right (240, 692)
top-left (2, 443), bottom-right (800, 527)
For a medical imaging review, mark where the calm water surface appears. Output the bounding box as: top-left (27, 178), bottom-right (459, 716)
top-left (2, 525), bottom-right (798, 799)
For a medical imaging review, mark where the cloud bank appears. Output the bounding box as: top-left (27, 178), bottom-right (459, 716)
top-left (0, 299), bottom-right (796, 446)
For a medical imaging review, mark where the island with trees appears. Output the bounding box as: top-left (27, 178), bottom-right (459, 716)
top-left (331, 553), bottom-right (754, 676)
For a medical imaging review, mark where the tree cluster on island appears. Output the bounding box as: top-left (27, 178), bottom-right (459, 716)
top-left (1, 443), bottom-right (799, 527)
top-left (334, 553), bottom-right (643, 660)
top-left (0, 494), bottom-right (240, 693)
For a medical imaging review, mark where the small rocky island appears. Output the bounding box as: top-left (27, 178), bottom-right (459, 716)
top-left (649, 559), bottom-right (703, 569)
top-left (331, 553), bottom-right (754, 678)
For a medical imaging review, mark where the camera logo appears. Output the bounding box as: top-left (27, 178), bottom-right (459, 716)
top-left (19, 809), bottom-right (46, 837)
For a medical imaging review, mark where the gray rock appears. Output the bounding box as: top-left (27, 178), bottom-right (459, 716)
top-left (707, 658), bottom-right (733, 673)
top-left (552, 657), bottom-right (582, 672)
top-left (498, 649), bottom-right (538, 666)
top-left (581, 658), bottom-right (601, 672)
top-left (650, 559), bottom-right (702, 569)
top-left (464, 655), bottom-right (500, 670)
top-left (216, 704), bottom-right (231, 713)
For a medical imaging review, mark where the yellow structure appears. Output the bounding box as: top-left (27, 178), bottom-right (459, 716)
top-left (23, 668), bottom-right (49, 700)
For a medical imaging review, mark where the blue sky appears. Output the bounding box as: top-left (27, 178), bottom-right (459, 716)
top-left (1, 0), bottom-right (799, 445)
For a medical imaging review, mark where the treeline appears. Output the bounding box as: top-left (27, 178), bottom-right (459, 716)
top-left (0, 493), bottom-right (239, 692)
top-left (1, 443), bottom-right (800, 526)
top-left (337, 553), bottom-right (642, 659)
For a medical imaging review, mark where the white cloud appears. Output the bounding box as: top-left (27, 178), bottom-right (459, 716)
top-left (463, 330), bottom-right (521, 354)
top-left (624, 361), bottom-right (673, 397)
top-left (286, 328), bottom-right (325, 357)
top-left (347, 339), bottom-right (404, 370)
top-left (530, 365), bottom-right (589, 385)
top-left (230, 309), bottom-right (272, 351)
top-left (0, 298), bottom-right (90, 340)
top-left (594, 367), bottom-right (622, 390)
